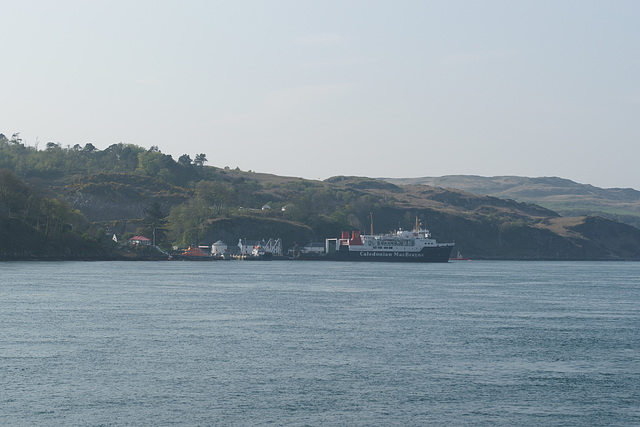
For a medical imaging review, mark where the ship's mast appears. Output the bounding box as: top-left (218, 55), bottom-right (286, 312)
top-left (415, 216), bottom-right (419, 232)
top-left (370, 212), bottom-right (374, 235)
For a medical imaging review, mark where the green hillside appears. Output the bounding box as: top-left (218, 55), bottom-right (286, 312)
top-left (2, 132), bottom-right (640, 260)
top-left (0, 168), bottom-right (121, 260)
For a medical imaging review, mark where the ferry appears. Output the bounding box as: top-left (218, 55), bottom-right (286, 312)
top-left (293, 220), bottom-right (454, 263)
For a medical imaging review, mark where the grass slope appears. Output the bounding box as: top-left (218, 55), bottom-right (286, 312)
top-left (382, 175), bottom-right (640, 229)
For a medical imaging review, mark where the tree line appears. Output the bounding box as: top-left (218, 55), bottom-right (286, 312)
top-left (0, 133), bottom-right (209, 186)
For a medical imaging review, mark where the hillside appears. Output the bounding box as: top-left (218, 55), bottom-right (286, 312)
top-left (0, 169), bottom-right (123, 260)
top-left (382, 175), bottom-right (640, 229)
top-left (58, 172), bottom-right (640, 260)
top-left (2, 133), bottom-right (640, 260)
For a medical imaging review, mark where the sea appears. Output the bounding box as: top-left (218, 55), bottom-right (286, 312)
top-left (1, 260), bottom-right (639, 426)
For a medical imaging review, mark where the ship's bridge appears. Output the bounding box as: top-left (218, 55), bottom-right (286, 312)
top-left (395, 229), bottom-right (431, 239)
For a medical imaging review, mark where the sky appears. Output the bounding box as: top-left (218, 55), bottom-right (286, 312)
top-left (2, 0), bottom-right (639, 189)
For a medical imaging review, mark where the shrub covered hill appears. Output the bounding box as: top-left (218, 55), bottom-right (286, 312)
top-left (2, 132), bottom-right (640, 260)
top-left (0, 168), bottom-right (122, 260)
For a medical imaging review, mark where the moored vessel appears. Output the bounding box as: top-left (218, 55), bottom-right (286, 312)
top-left (450, 251), bottom-right (471, 261)
top-left (169, 246), bottom-right (214, 261)
top-left (293, 219), bottom-right (454, 263)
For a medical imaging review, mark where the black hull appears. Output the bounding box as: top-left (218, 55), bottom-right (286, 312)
top-left (168, 255), bottom-right (217, 261)
top-left (241, 253), bottom-right (273, 261)
top-left (295, 245), bottom-right (454, 263)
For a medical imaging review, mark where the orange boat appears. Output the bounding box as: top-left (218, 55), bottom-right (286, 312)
top-left (169, 246), bottom-right (213, 260)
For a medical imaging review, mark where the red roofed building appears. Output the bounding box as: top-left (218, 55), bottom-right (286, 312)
top-left (128, 235), bottom-right (152, 246)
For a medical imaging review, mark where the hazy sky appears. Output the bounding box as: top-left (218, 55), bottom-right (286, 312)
top-left (3, 0), bottom-right (639, 189)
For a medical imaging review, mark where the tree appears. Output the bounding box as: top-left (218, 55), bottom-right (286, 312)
top-left (10, 133), bottom-right (23, 146)
top-left (136, 150), bottom-right (166, 176)
top-left (178, 154), bottom-right (192, 166)
top-left (0, 169), bottom-right (28, 217)
top-left (167, 198), bottom-right (212, 247)
top-left (141, 201), bottom-right (168, 246)
top-left (193, 153), bottom-right (207, 167)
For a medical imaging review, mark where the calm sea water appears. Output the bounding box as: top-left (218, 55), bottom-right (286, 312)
top-left (1, 261), bottom-right (639, 426)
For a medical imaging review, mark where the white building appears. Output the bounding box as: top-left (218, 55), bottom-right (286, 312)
top-left (211, 240), bottom-right (228, 256)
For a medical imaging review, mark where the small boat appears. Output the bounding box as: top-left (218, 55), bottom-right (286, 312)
top-left (245, 246), bottom-right (273, 260)
top-left (169, 246), bottom-right (214, 261)
top-left (449, 251), bottom-right (471, 261)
